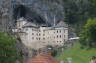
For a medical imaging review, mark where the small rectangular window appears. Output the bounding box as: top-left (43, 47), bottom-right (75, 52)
top-left (60, 30), bottom-right (61, 33)
top-left (36, 38), bottom-right (38, 40)
top-left (37, 33), bottom-right (38, 36)
top-left (57, 35), bottom-right (58, 38)
top-left (43, 34), bottom-right (45, 36)
top-left (64, 35), bottom-right (65, 38)
top-left (39, 38), bottom-right (40, 40)
top-left (43, 30), bottom-right (45, 32)
top-left (32, 37), bottom-right (34, 39)
top-left (60, 35), bottom-right (61, 38)
top-left (57, 30), bottom-right (58, 33)
top-left (43, 38), bottom-right (45, 40)
top-left (32, 33), bottom-right (34, 35)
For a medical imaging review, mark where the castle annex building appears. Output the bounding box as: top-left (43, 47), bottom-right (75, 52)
top-left (13, 17), bottom-right (68, 50)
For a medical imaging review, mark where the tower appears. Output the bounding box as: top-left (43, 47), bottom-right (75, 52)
top-left (53, 15), bottom-right (56, 27)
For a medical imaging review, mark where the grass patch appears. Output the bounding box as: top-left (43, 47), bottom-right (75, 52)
top-left (57, 44), bottom-right (96, 63)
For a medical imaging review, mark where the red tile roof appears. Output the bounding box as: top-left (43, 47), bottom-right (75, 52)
top-left (27, 53), bottom-right (59, 63)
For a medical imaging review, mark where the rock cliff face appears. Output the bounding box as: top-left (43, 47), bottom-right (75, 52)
top-left (0, 0), bottom-right (11, 32)
top-left (0, 0), bottom-right (65, 32)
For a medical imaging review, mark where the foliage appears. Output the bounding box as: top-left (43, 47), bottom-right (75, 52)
top-left (89, 0), bottom-right (96, 15)
top-left (56, 0), bottom-right (96, 34)
top-left (62, 0), bottom-right (88, 24)
top-left (46, 45), bottom-right (57, 56)
top-left (57, 43), bottom-right (96, 63)
top-left (0, 32), bottom-right (22, 63)
top-left (79, 18), bottom-right (96, 48)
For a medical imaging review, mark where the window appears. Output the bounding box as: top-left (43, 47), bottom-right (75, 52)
top-left (37, 33), bottom-right (38, 36)
top-left (32, 37), bottom-right (34, 39)
top-left (57, 30), bottom-right (58, 33)
top-left (32, 33), bottom-right (34, 35)
top-left (43, 38), bottom-right (45, 40)
top-left (60, 35), bottom-right (61, 38)
top-left (39, 34), bottom-right (40, 36)
top-left (36, 38), bottom-right (38, 40)
top-left (43, 30), bottom-right (45, 32)
top-left (57, 35), bottom-right (58, 38)
top-left (39, 30), bottom-right (40, 32)
top-left (43, 34), bottom-right (45, 36)
top-left (26, 33), bottom-right (28, 35)
top-left (60, 30), bottom-right (61, 33)
top-left (39, 38), bottom-right (40, 40)
top-left (64, 35), bottom-right (65, 38)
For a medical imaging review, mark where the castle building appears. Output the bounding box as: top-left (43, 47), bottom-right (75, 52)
top-left (13, 17), bottom-right (68, 50)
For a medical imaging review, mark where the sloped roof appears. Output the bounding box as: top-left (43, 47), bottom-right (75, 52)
top-left (17, 17), bottom-right (27, 22)
top-left (56, 21), bottom-right (68, 27)
top-left (22, 21), bottom-right (38, 28)
top-left (27, 53), bottom-right (59, 63)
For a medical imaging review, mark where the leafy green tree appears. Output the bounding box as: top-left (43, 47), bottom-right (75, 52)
top-left (79, 18), bottom-right (96, 48)
top-left (88, 0), bottom-right (96, 17)
top-left (0, 32), bottom-right (22, 63)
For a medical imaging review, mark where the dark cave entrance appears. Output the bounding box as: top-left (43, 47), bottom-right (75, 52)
top-left (13, 4), bottom-right (47, 26)
top-left (13, 4), bottom-right (27, 20)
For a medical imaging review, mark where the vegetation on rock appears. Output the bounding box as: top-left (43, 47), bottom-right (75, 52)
top-left (0, 32), bottom-right (22, 63)
top-left (79, 18), bottom-right (96, 48)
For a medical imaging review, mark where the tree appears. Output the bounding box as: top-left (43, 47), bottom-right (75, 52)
top-left (0, 32), bottom-right (22, 63)
top-left (88, 0), bottom-right (96, 17)
top-left (79, 18), bottom-right (96, 48)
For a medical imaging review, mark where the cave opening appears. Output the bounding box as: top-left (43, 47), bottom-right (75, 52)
top-left (13, 4), bottom-right (27, 20)
top-left (13, 4), bottom-right (48, 26)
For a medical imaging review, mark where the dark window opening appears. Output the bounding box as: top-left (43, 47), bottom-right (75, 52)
top-left (43, 38), bottom-right (45, 40)
top-left (57, 35), bottom-right (58, 38)
top-left (57, 30), bottom-right (58, 33)
top-left (32, 33), bottom-right (34, 35)
top-left (60, 35), bottom-right (61, 38)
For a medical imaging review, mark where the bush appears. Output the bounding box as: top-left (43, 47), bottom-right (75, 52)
top-left (0, 32), bottom-right (22, 63)
top-left (79, 18), bottom-right (96, 48)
